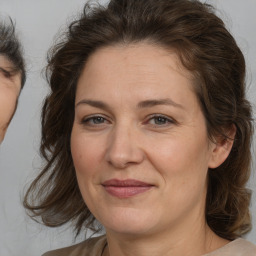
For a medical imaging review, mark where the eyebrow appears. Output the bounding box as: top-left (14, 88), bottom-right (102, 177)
top-left (0, 67), bottom-right (11, 77)
top-left (76, 98), bottom-right (183, 110)
top-left (137, 98), bottom-right (183, 109)
top-left (76, 100), bottom-right (111, 111)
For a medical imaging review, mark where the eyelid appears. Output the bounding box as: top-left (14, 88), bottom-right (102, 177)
top-left (80, 114), bottom-right (111, 125)
top-left (79, 113), bottom-right (176, 128)
top-left (147, 113), bottom-right (175, 121)
top-left (0, 67), bottom-right (16, 78)
top-left (144, 114), bottom-right (176, 126)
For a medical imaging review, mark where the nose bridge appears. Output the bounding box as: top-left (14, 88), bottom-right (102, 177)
top-left (105, 120), bottom-right (144, 168)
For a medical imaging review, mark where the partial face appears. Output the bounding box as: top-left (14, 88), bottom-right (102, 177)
top-left (0, 56), bottom-right (21, 143)
top-left (71, 43), bottom-right (218, 237)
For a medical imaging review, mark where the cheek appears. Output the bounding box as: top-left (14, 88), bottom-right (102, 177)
top-left (0, 90), bottom-right (17, 126)
top-left (70, 131), bottom-right (108, 216)
top-left (146, 133), bottom-right (210, 190)
top-left (149, 138), bottom-right (209, 216)
top-left (71, 131), bottom-right (105, 181)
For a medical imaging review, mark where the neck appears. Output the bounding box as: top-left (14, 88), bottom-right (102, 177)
top-left (103, 217), bottom-right (229, 256)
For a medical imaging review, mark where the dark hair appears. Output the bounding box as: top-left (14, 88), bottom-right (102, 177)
top-left (0, 17), bottom-right (26, 88)
top-left (24, 0), bottom-right (254, 240)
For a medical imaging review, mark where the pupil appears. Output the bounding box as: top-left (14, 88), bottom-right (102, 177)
top-left (94, 117), bottom-right (103, 123)
top-left (155, 117), bottom-right (166, 124)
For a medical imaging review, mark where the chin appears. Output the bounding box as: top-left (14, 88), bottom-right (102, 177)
top-left (100, 207), bottom-right (159, 236)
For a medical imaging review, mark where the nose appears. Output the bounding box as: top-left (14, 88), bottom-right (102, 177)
top-left (105, 124), bottom-right (144, 169)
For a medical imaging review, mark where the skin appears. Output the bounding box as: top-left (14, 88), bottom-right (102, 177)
top-left (71, 43), bottom-right (234, 256)
top-left (0, 55), bottom-right (21, 143)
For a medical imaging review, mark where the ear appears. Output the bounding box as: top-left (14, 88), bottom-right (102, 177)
top-left (208, 124), bottom-right (236, 169)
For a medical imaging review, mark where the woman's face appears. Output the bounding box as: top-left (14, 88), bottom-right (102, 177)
top-left (0, 56), bottom-right (21, 143)
top-left (71, 43), bottom-right (220, 237)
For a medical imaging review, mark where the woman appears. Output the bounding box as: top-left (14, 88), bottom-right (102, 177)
top-left (0, 18), bottom-right (26, 143)
top-left (24, 0), bottom-right (256, 255)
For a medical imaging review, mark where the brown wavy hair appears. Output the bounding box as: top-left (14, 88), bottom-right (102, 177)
top-left (24, 0), bottom-right (254, 240)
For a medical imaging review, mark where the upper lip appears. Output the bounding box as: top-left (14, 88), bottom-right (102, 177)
top-left (102, 179), bottom-right (153, 187)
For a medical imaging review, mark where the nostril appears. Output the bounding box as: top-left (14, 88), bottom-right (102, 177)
top-left (105, 127), bottom-right (144, 168)
top-left (106, 147), bottom-right (145, 169)
top-left (106, 152), bottom-right (133, 169)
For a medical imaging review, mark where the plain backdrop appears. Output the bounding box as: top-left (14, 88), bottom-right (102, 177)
top-left (0, 0), bottom-right (255, 255)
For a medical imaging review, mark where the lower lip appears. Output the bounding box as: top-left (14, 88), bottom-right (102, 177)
top-left (103, 186), bottom-right (153, 198)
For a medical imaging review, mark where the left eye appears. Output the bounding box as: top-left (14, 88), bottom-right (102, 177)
top-left (147, 115), bottom-right (174, 126)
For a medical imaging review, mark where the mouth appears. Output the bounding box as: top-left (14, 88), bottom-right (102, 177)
top-left (102, 179), bottom-right (154, 198)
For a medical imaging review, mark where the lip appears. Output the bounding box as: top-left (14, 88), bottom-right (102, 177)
top-left (102, 179), bottom-right (154, 198)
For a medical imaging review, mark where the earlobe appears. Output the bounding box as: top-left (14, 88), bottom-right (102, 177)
top-left (208, 125), bottom-right (236, 169)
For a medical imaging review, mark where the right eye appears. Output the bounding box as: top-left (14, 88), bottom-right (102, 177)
top-left (81, 115), bottom-right (109, 127)
top-left (0, 67), bottom-right (11, 78)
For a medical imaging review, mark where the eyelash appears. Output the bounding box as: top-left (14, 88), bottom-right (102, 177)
top-left (0, 68), bottom-right (11, 78)
top-left (145, 114), bottom-right (176, 127)
top-left (81, 115), bottom-right (109, 126)
top-left (80, 114), bottom-right (176, 128)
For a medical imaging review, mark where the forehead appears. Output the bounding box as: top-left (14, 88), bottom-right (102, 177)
top-left (75, 43), bottom-right (201, 116)
top-left (77, 43), bottom-right (195, 96)
top-left (0, 55), bottom-right (13, 68)
top-left (86, 43), bottom-right (192, 76)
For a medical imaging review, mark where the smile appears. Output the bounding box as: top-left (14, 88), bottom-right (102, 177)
top-left (102, 179), bottom-right (154, 198)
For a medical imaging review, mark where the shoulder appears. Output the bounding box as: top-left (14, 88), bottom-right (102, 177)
top-left (233, 239), bottom-right (256, 255)
top-left (42, 235), bottom-right (107, 256)
top-left (205, 238), bottom-right (256, 256)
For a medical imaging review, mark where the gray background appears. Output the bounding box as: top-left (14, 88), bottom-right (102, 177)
top-left (0, 0), bottom-right (255, 255)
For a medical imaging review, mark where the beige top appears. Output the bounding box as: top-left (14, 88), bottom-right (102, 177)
top-left (42, 235), bottom-right (256, 256)
top-left (42, 236), bottom-right (107, 256)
